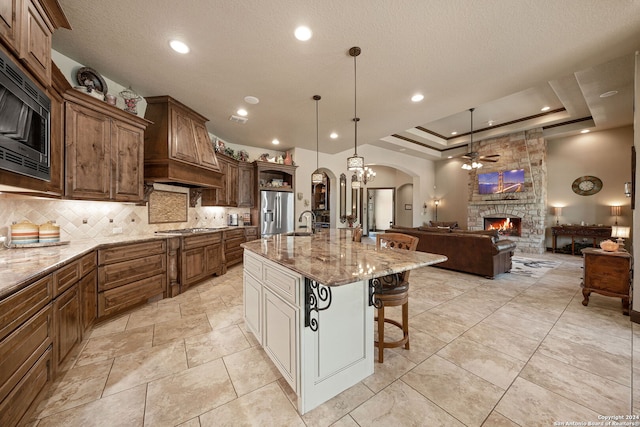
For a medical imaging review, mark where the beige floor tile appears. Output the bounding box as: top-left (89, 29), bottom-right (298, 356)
top-left (206, 304), bottom-right (244, 330)
top-left (437, 336), bottom-right (525, 389)
top-left (199, 382), bottom-right (304, 426)
top-left (240, 323), bottom-right (261, 347)
top-left (75, 325), bottom-right (154, 367)
top-left (223, 347), bottom-right (283, 396)
top-left (351, 380), bottom-right (465, 427)
top-left (144, 359), bottom-right (236, 426)
top-left (331, 415), bottom-right (359, 426)
top-left (499, 299), bottom-right (566, 323)
top-left (185, 324), bottom-right (251, 367)
top-left (389, 327), bottom-right (447, 363)
top-left (482, 309), bottom-right (555, 341)
top-left (126, 301), bottom-right (182, 330)
top-left (179, 296), bottom-right (225, 317)
top-left (176, 418), bottom-right (201, 427)
top-left (153, 313), bottom-right (212, 346)
top-left (428, 300), bottom-right (494, 327)
top-left (539, 334), bottom-right (631, 386)
top-left (410, 310), bottom-right (470, 343)
top-left (495, 377), bottom-right (600, 427)
top-left (401, 355), bottom-right (504, 427)
top-left (36, 384), bottom-right (146, 427)
top-left (463, 322), bottom-right (541, 362)
top-left (547, 320), bottom-right (632, 359)
top-left (103, 340), bottom-right (188, 396)
top-left (558, 302), bottom-right (632, 340)
top-left (482, 411), bottom-right (520, 426)
top-left (520, 353), bottom-right (631, 415)
top-left (88, 312), bottom-right (130, 339)
top-left (410, 281), bottom-right (466, 305)
top-left (34, 359), bottom-right (112, 418)
top-left (301, 382), bottom-right (374, 427)
top-left (362, 350), bottom-right (416, 393)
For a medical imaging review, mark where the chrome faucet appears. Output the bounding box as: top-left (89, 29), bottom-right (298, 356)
top-left (298, 210), bottom-right (316, 233)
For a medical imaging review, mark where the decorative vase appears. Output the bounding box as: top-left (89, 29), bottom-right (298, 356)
top-left (284, 151), bottom-right (293, 165)
top-left (119, 87), bottom-right (142, 115)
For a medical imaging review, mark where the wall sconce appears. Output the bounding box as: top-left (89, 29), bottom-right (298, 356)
top-left (552, 206), bottom-right (562, 226)
top-left (434, 199), bottom-right (440, 221)
top-left (625, 182), bottom-right (632, 197)
top-left (611, 225), bottom-right (630, 249)
top-left (610, 205), bottom-right (622, 225)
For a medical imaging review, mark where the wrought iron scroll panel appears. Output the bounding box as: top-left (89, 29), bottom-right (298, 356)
top-left (304, 278), bottom-right (332, 332)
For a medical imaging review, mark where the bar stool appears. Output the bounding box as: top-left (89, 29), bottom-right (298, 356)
top-left (373, 232), bottom-right (419, 363)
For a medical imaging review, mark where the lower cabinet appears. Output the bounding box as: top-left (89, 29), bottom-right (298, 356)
top-left (223, 228), bottom-right (246, 273)
top-left (263, 287), bottom-right (298, 391)
top-left (181, 232), bottom-right (223, 291)
top-left (243, 271), bottom-right (262, 344)
top-left (98, 240), bottom-right (167, 318)
top-left (53, 286), bottom-right (80, 372)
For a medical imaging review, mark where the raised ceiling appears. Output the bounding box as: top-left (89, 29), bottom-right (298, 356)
top-left (52, 0), bottom-right (640, 161)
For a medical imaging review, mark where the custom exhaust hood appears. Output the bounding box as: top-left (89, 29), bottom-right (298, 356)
top-left (143, 95), bottom-right (223, 188)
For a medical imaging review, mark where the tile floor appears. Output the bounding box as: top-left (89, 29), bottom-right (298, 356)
top-left (28, 252), bottom-right (639, 426)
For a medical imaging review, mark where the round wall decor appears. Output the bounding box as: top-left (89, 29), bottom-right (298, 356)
top-left (571, 176), bottom-right (603, 196)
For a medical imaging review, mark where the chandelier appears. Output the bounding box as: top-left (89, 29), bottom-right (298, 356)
top-left (346, 46), bottom-right (364, 171)
top-left (311, 95), bottom-right (324, 184)
top-left (461, 108), bottom-right (482, 170)
top-left (360, 166), bottom-right (376, 184)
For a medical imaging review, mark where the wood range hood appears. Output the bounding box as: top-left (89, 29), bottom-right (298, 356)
top-left (143, 95), bottom-right (223, 189)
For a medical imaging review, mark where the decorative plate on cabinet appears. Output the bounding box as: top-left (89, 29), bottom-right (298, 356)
top-left (76, 67), bottom-right (108, 94)
top-left (571, 175), bottom-right (603, 196)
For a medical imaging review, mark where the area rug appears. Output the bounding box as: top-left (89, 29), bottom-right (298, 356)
top-left (510, 257), bottom-right (561, 279)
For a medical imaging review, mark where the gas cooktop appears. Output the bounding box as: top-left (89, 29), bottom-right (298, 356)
top-left (155, 226), bottom-right (229, 234)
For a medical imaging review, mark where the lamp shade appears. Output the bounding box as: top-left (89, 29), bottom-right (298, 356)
top-left (611, 226), bottom-right (630, 239)
top-left (610, 206), bottom-right (622, 216)
top-left (552, 207), bottom-right (562, 216)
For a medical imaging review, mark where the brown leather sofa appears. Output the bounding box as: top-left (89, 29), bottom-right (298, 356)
top-left (387, 225), bottom-right (517, 278)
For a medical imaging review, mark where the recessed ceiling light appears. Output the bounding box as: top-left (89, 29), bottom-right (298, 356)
top-left (411, 94), bottom-right (424, 102)
top-left (294, 26), bottom-right (312, 41)
top-left (399, 148), bottom-right (406, 152)
top-left (580, 129), bottom-right (590, 134)
top-left (330, 132), bottom-right (338, 139)
top-left (541, 106), bottom-right (551, 112)
top-left (451, 131), bottom-right (457, 136)
top-left (237, 109), bottom-right (248, 116)
top-left (244, 96), bottom-right (260, 104)
top-left (169, 40), bottom-right (190, 54)
top-left (600, 90), bottom-right (618, 98)
top-left (487, 120), bottom-right (495, 126)
top-left (447, 156), bottom-right (453, 159)
top-left (272, 139), bottom-right (280, 145)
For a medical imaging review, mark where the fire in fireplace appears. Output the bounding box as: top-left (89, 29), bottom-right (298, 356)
top-left (484, 217), bottom-right (521, 237)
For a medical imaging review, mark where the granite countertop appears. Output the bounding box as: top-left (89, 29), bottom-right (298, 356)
top-left (241, 229), bottom-right (447, 286)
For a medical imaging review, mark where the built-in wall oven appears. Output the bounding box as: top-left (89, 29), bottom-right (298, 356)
top-left (0, 48), bottom-right (51, 181)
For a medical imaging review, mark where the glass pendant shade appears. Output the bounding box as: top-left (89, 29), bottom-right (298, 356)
top-left (346, 47), bottom-right (364, 172)
top-left (312, 171), bottom-right (324, 184)
top-left (351, 179), bottom-right (361, 189)
top-left (347, 154), bottom-right (364, 171)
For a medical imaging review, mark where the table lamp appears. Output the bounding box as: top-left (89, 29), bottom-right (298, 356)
top-left (552, 207), bottom-right (562, 226)
top-left (610, 206), bottom-right (622, 225)
top-left (611, 225), bottom-right (630, 249)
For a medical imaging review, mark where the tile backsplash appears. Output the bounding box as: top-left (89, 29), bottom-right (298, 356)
top-left (0, 193), bottom-right (249, 242)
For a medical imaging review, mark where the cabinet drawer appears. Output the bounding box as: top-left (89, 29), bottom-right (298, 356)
top-left (98, 240), bottom-right (166, 265)
top-left (0, 346), bottom-right (52, 427)
top-left (225, 237), bottom-right (245, 251)
top-left (98, 253), bottom-right (166, 291)
top-left (263, 260), bottom-right (300, 305)
top-left (183, 233), bottom-right (222, 250)
top-left (53, 259), bottom-right (80, 297)
top-left (244, 252), bottom-right (263, 279)
top-left (224, 228), bottom-right (245, 239)
top-left (0, 275), bottom-right (52, 342)
top-left (79, 251), bottom-right (97, 276)
top-left (98, 273), bottom-right (166, 318)
top-left (0, 304), bottom-right (52, 403)
top-left (245, 227), bottom-right (258, 237)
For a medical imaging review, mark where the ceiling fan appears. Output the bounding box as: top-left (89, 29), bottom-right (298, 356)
top-left (461, 108), bottom-right (500, 170)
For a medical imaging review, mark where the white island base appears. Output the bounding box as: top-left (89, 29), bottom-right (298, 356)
top-left (243, 251), bottom-right (373, 415)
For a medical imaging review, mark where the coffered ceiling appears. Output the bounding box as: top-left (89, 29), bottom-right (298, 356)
top-left (52, 1), bottom-right (640, 161)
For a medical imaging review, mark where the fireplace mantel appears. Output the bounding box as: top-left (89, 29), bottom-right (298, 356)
top-left (469, 199), bottom-right (539, 206)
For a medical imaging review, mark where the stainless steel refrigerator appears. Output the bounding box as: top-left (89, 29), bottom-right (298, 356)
top-left (260, 190), bottom-right (294, 236)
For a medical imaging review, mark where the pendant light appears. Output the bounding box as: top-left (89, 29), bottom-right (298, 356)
top-left (311, 95), bottom-right (324, 184)
top-left (346, 46), bottom-right (364, 171)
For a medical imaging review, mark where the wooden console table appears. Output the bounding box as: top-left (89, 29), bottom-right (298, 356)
top-left (581, 248), bottom-right (632, 315)
top-left (551, 225), bottom-right (611, 255)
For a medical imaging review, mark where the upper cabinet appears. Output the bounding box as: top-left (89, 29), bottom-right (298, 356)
top-left (201, 153), bottom-right (254, 208)
top-left (0, 0), bottom-right (70, 87)
top-left (64, 90), bottom-right (151, 202)
top-left (144, 95), bottom-right (223, 189)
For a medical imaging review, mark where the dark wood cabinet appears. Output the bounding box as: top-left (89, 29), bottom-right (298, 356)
top-left (97, 240), bottom-right (167, 318)
top-left (52, 284), bottom-right (79, 371)
top-left (181, 232), bottom-right (223, 291)
top-left (223, 228), bottom-right (246, 273)
top-left (581, 248), bottom-right (632, 315)
top-left (201, 153), bottom-right (254, 208)
top-left (64, 91), bottom-right (149, 202)
top-left (0, 0), bottom-right (21, 55)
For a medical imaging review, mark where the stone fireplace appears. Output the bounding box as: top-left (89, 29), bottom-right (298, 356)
top-left (485, 216), bottom-right (521, 237)
top-left (467, 129), bottom-right (547, 254)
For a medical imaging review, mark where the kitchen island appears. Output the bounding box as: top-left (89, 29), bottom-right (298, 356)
top-left (241, 229), bottom-right (446, 415)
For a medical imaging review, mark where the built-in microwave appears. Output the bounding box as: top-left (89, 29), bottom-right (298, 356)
top-left (0, 48), bottom-right (51, 181)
